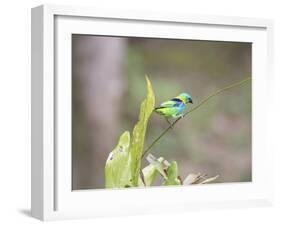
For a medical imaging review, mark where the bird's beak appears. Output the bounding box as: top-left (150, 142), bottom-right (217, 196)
top-left (189, 99), bottom-right (193, 104)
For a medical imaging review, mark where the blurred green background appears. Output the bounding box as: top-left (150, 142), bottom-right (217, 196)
top-left (72, 35), bottom-right (251, 190)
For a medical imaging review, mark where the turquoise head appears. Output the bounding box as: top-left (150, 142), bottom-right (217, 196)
top-left (177, 93), bottom-right (193, 104)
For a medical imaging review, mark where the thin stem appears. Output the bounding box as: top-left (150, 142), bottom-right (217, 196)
top-left (141, 76), bottom-right (251, 159)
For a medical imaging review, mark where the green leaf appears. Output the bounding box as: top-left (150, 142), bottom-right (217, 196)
top-left (162, 161), bottom-right (181, 186)
top-left (139, 155), bottom-right (165, 186)
top-left (104, 131), bottom-right (133, 188)
top-left (104, 76), bottom-right (155, 188)
top-left (146, 154), bottom-right (167, 180)
top-left (130, 76), bottom-right (155, 185)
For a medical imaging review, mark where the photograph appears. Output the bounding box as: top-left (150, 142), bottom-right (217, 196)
top-left (71, 35), bottom-right (252, 190)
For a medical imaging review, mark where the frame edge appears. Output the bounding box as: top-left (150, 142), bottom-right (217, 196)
top-left (31, 5), bottom-right (44, 221)
top-left (30, 4), bottom-right (275, 220)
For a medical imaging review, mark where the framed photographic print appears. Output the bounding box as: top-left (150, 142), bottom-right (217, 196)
top-left (31, 4), bottom-right (274, 221)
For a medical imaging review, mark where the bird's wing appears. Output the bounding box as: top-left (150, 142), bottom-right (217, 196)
top-left (160, 100), bottom-right (179, 108)
top-left (161, 100), bottom-right (182, 107)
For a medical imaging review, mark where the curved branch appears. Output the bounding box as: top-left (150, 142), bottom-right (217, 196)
top-left (141, 76), bottom-right (251, 159)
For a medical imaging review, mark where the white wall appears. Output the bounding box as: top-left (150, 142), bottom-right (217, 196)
top-left (0, 0), bottom-right (280, 225)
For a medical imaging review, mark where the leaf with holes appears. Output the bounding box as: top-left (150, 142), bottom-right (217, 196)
top-left (104, 76), bottom-right (155, 188)
top-left (104, 131), bottom-right (133, 188)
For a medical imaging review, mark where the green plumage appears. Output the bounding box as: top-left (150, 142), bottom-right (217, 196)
top-left (154, 106), bottom-right (180, 117)
top-left (154, 93), bottom-right (193, 119)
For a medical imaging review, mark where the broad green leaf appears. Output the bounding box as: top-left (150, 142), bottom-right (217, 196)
top-left (104, 131), bottom-right (133, 188)
top-left (162, 161), bottom-right (181, 186)
top-left (138, 155), bottom-right (165, 186)
top-left (130, 76), bottom-right (155, 185)
top-left (104, 76), bottom-right (155, 188)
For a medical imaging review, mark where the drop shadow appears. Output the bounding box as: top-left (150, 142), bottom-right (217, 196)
top-left (18, 209), bottom-right (32, 218)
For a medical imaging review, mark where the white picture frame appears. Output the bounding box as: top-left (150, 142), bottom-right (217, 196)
top-left (31, 4), bottom-right (274, 221)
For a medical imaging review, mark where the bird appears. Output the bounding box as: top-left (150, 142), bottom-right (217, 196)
top-left (154, 93), bottom-right (193, 127)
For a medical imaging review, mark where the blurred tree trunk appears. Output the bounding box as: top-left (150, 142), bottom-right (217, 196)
top-left (72, 36), bottom-right (127, 189)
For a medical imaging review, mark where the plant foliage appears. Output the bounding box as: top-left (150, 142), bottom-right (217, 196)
top-left (105, 76), bottom-right (155, 188)
top-left (105, 75), bottom-right (220, 188)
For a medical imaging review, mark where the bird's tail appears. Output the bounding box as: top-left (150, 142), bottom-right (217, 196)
top-left (154, 107), bottom-right (166, 116)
